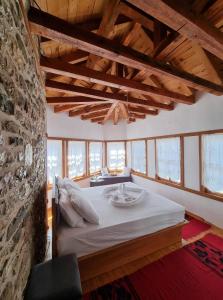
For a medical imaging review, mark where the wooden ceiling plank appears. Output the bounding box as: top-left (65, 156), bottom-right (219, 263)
top-left (28, 7), bottom-right (223, 94)
top-left (45, 80), bottom-right (174, 110)
top-left (126, 0), bottom-right (223, 61)
top-left (41, 56), bottom-right (195, 104)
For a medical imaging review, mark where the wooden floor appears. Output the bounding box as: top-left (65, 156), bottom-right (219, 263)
top-left (82, 223), bottom-right (223, 294)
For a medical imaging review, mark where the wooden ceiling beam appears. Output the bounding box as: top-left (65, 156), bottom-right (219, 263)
top-left (46, 96), bottom-right (107, 105)
top-left (128, 106), bottom-right (158, 115)
top-left (91, 116), bottom-right (105, 123)
top-left (41, 56), bottom-right (195, 104)
top-left (113, 106), bottom-right (120, 124)
top-left (118, 1), bottom-right (153, 32)
top-left (129, 112), bottom-right (146, 119)
top-left (81, 110), bottom-right (109, 120)
top-left (45, 80), bottom-right (174, 110)
top-left (40, 15), bottom-right (131, 46)
top-left (103, 102), bottom-right (119, 123)
top-left (86, 0), bottom-right (121, 69)
top-left (126, 0), bottom-right (223, 61)
top-left (54, 104), bottom-right (84, 113)
top-left (119, 103), bottom-right (129, 119)
top-left (127, 117), bottom-right (136, 123)
top-left (29, 7), bottom-right (223, 94)
top-left (69, 103), bottom-right (111, 117)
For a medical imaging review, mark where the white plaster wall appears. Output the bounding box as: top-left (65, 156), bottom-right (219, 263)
top-left (102, 120), bottom-right (127, 140)
top-left (127, 93), bottom-right (223, 138)
top-left (47, 106), bottom-right (104, 139)
top-left (132, 175), bottom-right (223, 228)
top-left (126, 93), bottom-right (223, 228)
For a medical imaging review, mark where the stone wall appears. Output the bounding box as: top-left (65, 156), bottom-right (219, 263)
top-left (0, 0), bottom-right (46, 299)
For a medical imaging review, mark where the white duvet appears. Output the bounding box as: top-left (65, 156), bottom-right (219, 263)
top-left (57, 182), bottom-right (185, 257)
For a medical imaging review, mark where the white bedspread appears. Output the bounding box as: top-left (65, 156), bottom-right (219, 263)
top-left (57, 182), bottom-right (185, 257)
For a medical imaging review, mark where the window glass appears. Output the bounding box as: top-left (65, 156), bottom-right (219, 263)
top-left (107, 142), bottom-right (125, 170)
top-left (47, 140), bottom-right (62, 184)
top-left (156, 137), bottom-right (181, 183)
top-left (68, 141), bottom-right (86, 178)
top-left (89, 142), bottom-right (103, 174)
top-left (131, 140), bottom-right (146, 174)
top-left (202, 133), bottom-right (223, 194)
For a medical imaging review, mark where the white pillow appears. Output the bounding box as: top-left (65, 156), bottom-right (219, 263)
top-left (122, 167), bottom-right (131, 176)
top-left (101, 167), bottom-right (109, 176)
top-left (69, 189), bottom-right (100, 225)
top-left (57, 177), bottom-right (81, 191)
top-left (59, 189), bottom-right (86, 228)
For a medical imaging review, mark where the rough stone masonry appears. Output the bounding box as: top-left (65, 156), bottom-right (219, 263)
top-left (0, 0), bottom-right (47, 299)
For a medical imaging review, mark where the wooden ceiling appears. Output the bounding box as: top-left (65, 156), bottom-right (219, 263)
top-left (29, 0), bottom-right (223, 124)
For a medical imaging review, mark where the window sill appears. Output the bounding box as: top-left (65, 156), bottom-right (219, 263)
top-left (156, 176), bottom-right (182, 187)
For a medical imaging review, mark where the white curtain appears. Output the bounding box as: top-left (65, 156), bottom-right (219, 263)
top-left (131, 140), bottom-right (146, 174)
top-left (68, 141), bottom-right (86, 178)
top-left (47, 140), bottom-right (62, 184)
top-left (107, 142), bottom-right (125, 170)
top-left (89, 142), bottom-right (103, 174)
top-left (157, 137), bottom-right (180, 183)
top-left (202, 134), bottom-right (223, 193)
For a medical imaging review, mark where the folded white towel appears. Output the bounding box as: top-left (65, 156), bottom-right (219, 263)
top-left (103, 184), bottom-right (147, 207)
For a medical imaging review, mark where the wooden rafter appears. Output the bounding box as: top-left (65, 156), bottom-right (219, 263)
top-left (46, 96), bottom-right (108, 105)
top-left (28, 7), bottom-right (223, 95)
top-left (126, 0), bottom-right (223, 61)
top-left (45, 80), bottom-right (174, 110)
top-left (86, 0), bottom-right (121, 69)
top-left (41, 56), bottom-right (195, 104)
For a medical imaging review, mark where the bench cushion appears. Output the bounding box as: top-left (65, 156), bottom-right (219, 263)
top-left (25, 254), bottom-right (82, 300)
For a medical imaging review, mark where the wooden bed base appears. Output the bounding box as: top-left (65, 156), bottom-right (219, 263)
top-left (52, 179), bottom-right (184, 291)
top-left (78, 222), bottom-right (184, 283)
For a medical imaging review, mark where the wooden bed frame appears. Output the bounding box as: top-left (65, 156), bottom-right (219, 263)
top-left (52, 178), bottom-right (184, 288)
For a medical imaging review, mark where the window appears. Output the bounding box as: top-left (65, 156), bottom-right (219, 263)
top-left (131, 140), bottom-right (146, 174)
top-left (89, 142), bottom-right (103, 174)
top-left (107, 142), bottom-right (125, 171)
top-left (47, 140), bottom-right (63, 184)
top-left (202, 133), bottom-right (223, 194)
top-left (68, 141), bottom-right (86, 178)
top-left (156, 137), bottom-right (181, 183)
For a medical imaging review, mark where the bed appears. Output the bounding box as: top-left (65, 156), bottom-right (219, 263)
top-left (52, 179), bottom-right (185, 286)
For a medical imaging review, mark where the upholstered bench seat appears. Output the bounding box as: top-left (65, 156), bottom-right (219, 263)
top-left (25, 254), bottom-right (82, 300)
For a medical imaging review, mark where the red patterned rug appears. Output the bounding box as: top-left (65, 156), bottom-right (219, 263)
top-left (182, 216), bottom-right (211, 240)
top-left (84, 234), bottom-right (223, 300)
